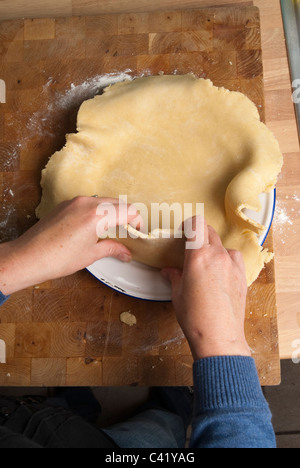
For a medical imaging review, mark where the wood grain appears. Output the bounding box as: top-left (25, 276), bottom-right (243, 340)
top-left (0, 2), bottom-right (290, 385)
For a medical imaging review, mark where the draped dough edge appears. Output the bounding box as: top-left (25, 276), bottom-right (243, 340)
top-left (35, 75), bottom-right (283, 286)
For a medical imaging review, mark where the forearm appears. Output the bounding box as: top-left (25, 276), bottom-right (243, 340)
top-left (0, 241), bottom-right (39, 295)
top-left (0, 198), bottom-right (137, 299)
top-left (190, 356), bottom-right (276, 449)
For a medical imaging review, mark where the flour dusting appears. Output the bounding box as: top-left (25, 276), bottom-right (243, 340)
top-left (26, 70), bottom-right (134, 138)
top-left (275, 206), bottom-right (293, 227)
top-left (292, 193), bottom-right (300, 203)
top-left (56, 71), bottom-right (133, 111)
top-left (273, 191), bottom-right (300, 245)
top-left (1, 71), bottom-right (135, 238)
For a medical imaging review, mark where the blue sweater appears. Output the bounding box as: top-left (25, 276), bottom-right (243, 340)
top-left (0, 292), bottom-right (276, 448)
top-left (191, 356), bottom-right (276, 448)
top-left (0, 291), bottom-right (9, 306)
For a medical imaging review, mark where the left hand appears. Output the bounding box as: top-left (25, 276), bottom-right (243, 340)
top-left (0, 196), bottom-right (140, 295)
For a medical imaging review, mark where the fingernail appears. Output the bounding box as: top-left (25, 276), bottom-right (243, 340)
top-left (118, 252), bottom-right (132, 263)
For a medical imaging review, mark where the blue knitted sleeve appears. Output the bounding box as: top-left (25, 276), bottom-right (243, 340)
top-left (0, 291), bottom-right (9, 306)
top-left (190, 356), bottom-right (276, 448)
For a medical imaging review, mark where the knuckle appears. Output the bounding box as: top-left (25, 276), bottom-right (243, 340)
top-left (216, 247), bottom-right (230, 263)
top-left (71, 195), bottom-right (85, 206)
top-left (228, 248), bottom-right (243, 262)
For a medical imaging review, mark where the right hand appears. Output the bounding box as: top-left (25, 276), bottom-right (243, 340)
top-left (162, 217), bottom-right (251, 361)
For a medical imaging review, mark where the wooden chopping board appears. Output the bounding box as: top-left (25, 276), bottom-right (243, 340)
top-left (0, 5), bottom-right (280, 386)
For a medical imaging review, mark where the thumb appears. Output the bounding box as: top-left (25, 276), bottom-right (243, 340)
top-left (161, 268), bottom-right (182, 290)
top-left (96, 239), bottom-right (132, 263)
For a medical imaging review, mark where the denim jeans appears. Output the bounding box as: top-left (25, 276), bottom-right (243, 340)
top-left (0, 389), bottom-right (188, 448)
top-left (103, 408), bottom-right (186, 448)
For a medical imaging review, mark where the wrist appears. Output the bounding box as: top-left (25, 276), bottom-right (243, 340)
top-left (188, 334), bottom-right (251, 361)
top-left (0, 240), bottom-right (40, 295)
top-left (0, 241), bottom-right (19, 295)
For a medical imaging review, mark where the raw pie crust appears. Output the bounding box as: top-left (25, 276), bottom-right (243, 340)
top-left (36, 75), bottom-right (283, 285)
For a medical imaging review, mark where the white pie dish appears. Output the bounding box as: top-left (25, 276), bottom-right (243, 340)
top-left (87, 189), bottom-right (276, 301)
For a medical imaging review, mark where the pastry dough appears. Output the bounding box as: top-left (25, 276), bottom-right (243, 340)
top-left (36, 75), bottom-right (283, 285)
top-left (120, 311), bottom-right (137, 327)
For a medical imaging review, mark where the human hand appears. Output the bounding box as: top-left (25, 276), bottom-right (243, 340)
top-left (0, 196), bottom-right (140, 295)
top-left (162, 217), bottom-right (251, 361)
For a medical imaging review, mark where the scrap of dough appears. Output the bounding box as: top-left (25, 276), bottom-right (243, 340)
top-left (36, 75), bottom-right (283, 285)
top-left (120, 311), bottom-right (137, 327)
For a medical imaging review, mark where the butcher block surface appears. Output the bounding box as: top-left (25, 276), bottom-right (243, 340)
top-left (0, 5), bottom-right (280, 386)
